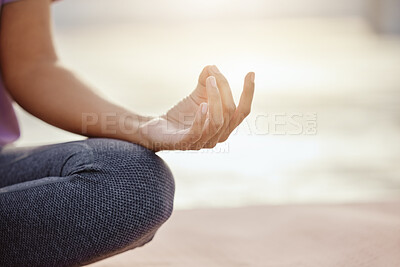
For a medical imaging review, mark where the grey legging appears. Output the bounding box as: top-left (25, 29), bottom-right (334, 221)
top-left (0, 138), bottom-right (175, 266)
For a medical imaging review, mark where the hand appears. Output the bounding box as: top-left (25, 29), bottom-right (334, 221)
top-left (139, 65), bottom-right (255, 151)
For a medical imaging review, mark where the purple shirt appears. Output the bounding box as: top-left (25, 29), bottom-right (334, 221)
top-left (0, 0), bottom-right (21, 146)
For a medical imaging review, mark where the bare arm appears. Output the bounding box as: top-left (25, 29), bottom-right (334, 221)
top-left (0, 0), bottom-right (255, 151)
top-left (0, 0), bottom-right (150, 146)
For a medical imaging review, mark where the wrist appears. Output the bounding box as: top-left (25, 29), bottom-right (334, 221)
top-left (112, 113), bottom-right (154, 150)
top-left (136, 117), bottom-right (163, 151)
top-left (136, 122), bottom-right (153, 150)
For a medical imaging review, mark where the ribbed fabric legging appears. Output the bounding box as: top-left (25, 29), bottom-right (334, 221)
top-left (0, 138), bottom-right (175, 267)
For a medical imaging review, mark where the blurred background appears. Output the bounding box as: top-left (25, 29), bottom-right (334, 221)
top-left (14, 0), bottom-right (400, 209)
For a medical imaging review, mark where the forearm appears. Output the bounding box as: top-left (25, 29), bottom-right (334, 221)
top-left (5, 62), bottom-right (152, 147)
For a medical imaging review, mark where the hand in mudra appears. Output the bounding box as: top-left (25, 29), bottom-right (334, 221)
top-left (140, 65), bottom-right (255, 151)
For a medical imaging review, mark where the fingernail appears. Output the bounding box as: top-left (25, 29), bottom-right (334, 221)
top-left (250, 72), bottom-right (255, 83)
top-left (201, 103), bottom-right (208, 114)
top-left (208, 76), bottom-right (217, 87)
top-left (210, 65), bottom-right (220, 73)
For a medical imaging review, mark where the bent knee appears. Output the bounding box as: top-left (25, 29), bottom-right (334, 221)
top-left (86, 138), bottom-right (175, 233)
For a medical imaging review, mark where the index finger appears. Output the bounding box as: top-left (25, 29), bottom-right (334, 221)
top-left (208, 65), bottom-right (236, 115)
top-left (206, 76), bottom-right (224, 132)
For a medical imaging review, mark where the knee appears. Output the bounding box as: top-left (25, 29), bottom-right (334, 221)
top-left (86, 138), bottom-right (175, 236)
top-left (0, 139), bottom-right (176, 266)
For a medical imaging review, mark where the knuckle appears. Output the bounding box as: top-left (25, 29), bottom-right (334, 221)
top-left (223, 105), bottom-right (236, 117)
top-left (219, 135), bottom-right (228, 142)
top-left (205, 65), bottom-right (213, 72)
top-left (227, 105), bottom-right (236, 116)
top-left (200, 141), bottom-right (207, 148)
top-left (243, 107), bottom-right (251, 116)
top-left (204, 141), bottom-right (215, 148)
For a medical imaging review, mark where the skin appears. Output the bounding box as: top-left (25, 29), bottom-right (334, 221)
top-left (0, 0), bottom-right (255, 151)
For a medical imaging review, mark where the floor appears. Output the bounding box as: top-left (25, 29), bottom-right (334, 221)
top-left (89, 202), bottom-right (400, 267)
